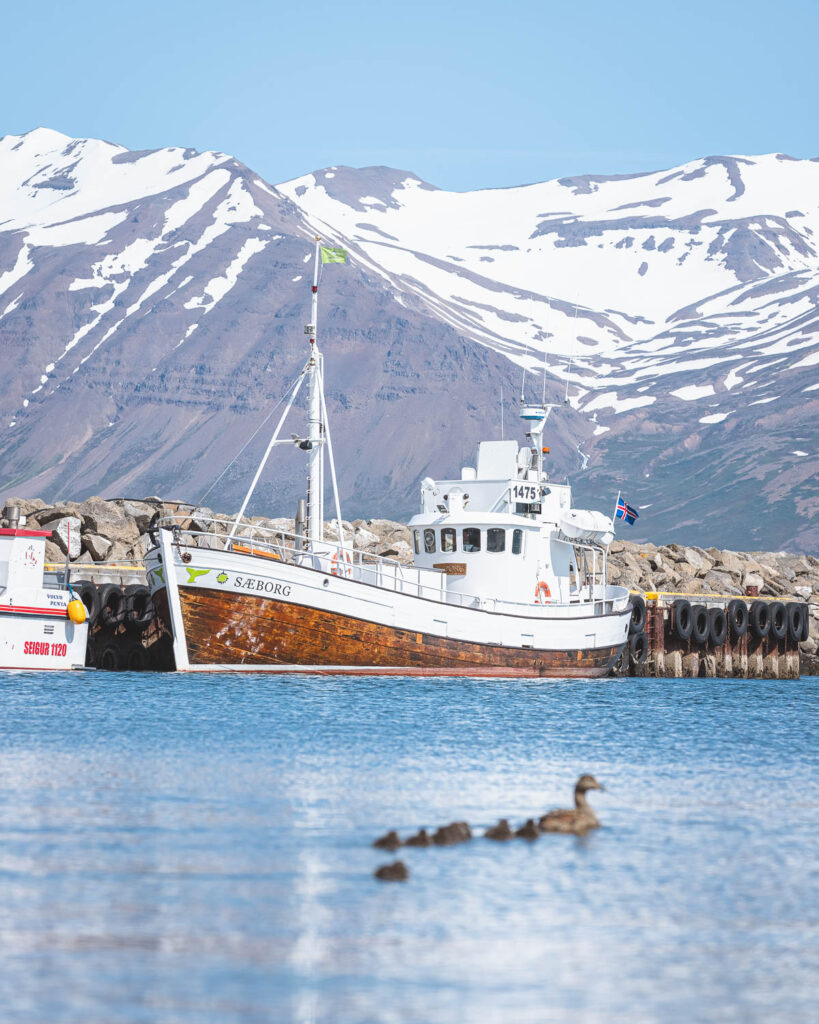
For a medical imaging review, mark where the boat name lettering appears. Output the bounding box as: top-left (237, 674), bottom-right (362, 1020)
top-left (233, 575), bottom-right (292, 598)
top-left (24, 641), bottom-right (67, 657)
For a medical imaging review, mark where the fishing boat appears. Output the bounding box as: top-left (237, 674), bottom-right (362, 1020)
top-left (0, 505), bottom-right (88, 670)
top-left (145, 239), bottom-right (632, 676)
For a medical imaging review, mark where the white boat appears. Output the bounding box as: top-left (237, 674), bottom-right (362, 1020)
top-left (0, 506), bottom-right (88, 670)
top-left (145, 239), bottom-right (632, 676)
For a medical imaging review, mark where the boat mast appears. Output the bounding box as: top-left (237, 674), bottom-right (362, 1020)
top-left (307, 235), bottom-right (324, 546)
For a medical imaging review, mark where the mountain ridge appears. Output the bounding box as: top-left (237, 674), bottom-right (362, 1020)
top-left (0, 129), bottom-right (816, 550)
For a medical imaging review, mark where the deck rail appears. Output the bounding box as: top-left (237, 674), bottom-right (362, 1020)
top-left (156, 515), bottom-right (628, 617)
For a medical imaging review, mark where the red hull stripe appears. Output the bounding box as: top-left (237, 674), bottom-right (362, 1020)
top-left (0, 605), bottom-right (66, 617)
top-left (0, 528), bottom-right (53, 537)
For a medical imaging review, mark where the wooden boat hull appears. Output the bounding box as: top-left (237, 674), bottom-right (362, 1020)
top-left (154, 585), bottom-right (623, 677)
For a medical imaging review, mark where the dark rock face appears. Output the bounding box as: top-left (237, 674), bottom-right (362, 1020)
top-left (374, 861), bottom-right (409, 882)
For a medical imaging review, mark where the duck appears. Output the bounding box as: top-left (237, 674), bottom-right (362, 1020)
top-left (538, 775), bottom-right (605, 834)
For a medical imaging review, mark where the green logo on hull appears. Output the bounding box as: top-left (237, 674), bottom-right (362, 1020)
top-left (186, 568), bottom-right (211, 584)
top-left (216, 572), bottom-right (229, 584)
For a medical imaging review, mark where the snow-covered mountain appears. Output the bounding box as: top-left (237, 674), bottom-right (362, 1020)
top-left (1, 129), bottom-right (817, 550)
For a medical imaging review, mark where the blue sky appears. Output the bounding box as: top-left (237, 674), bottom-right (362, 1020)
top-left (2, 0), bottom-right (818, 191)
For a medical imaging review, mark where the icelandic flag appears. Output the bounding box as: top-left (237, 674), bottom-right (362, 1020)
top-left (615, 498), bottom-right (639, 525)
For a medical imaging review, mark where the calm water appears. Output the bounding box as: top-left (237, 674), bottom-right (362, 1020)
top-left (0, 672), bottom-right (816, 1024)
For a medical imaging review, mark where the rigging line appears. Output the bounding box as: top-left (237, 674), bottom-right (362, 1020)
top-left (192, 369), bottom-right (307, 514)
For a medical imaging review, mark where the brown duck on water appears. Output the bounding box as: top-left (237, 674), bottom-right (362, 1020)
top-left (538, 775), bottom-right (605, 834)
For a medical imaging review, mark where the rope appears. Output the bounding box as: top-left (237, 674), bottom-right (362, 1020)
top-left (191, 371), bottom-right (305, 515)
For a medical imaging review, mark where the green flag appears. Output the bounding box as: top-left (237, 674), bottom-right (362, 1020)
top-left (320, 245), bottom-right (347, 264)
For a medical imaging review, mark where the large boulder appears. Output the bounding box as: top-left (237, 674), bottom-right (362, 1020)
top-left (715, 550), bottom-right (744, 574)
top-left (82, 533), bottom-right (113, 561)
top-left (378, 540), bottom-right (413, 564)
top-left (683, 547), bottom-right (714, 575)
top-left (353, 525), bottom-right (380, 550)
top-left (118, 499), bottom-right (159, 532)
top-left (51, 516), bottom-right (82, 559)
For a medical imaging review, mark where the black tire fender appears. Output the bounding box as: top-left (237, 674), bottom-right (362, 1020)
top-left (691, 604), bottom-right (709, 645)
top-left (629, 631), bottom-right (648, 665)
top-left (769, 601), bottom-right (787, 641)
top-left (98, 583), bottom-right (126, 628)
top-left (799, 603), bottom-right (811, 643)
top-left (98, 644), bottom-right (120, 671)
top-left (672, 599), bottom-right (693, 641)
top-left (628, 594), bottom-right (646, 635)
top-left (147, 511), bottom-right (160, 549)
top-left (126, 642), bottom-right (149, 671)
top-left (786, 603), bottom-right (804, 644)
top-left (749, 601), bottom-right (770, 639)
top-left (709, 607), bottom-right (728, 646)
top-left (726, 599), bottom-right (748, 640)
top-left (73, 580), bottom-right (100, 628)
top-left (124, 584), bottom-right (154, 629)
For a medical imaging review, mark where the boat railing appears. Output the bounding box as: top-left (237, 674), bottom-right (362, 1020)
top-left (156, 515), bottom-right (628, 616)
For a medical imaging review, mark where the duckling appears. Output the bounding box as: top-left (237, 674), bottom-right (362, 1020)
top-left (373, 830), bottom-right (402, 850)
top-left (484, 818), bottom-right (513, 841)
top-left (405, 828), bottom-right (432, 847)
top-left (538, 774), bottom-right (605, 834)
top-left (432, 821), bottom-right (472, 846)
top-left (374, 860), bottom-right (409, 882)
top-left (514, 818), bottom-right (540, 840)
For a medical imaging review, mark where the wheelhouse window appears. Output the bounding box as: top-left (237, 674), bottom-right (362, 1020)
top-left (487, 528), bottom-right (505, 553)
top-left (441, 527), bottom-right (456, 552)
top-left (413, 530), bottom-right (421, 555)
top-left (462, 528), bottom-right (481, 552)
top-left (512, 529), bottom-right (523, 555)
top-left (423, 529), bottom-right (436, 554)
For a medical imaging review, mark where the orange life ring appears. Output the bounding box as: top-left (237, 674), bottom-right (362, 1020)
top-left (331, 550), bottom-right (353, 577)
top-left (534, 581), bottom-right (551, 605)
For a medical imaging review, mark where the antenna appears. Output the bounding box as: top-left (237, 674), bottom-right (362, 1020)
top-left (500, 382), bottom-right (504, 440)
top-left (520, 366), bottom-right (526, 403)
top-left (541, 351), bottom-right (546, 406)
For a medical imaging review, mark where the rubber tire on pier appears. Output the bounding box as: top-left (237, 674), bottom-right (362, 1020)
top-left (98, 583), bottom-right (126, 628)
top-left (125, 642), bottom-right (149, 671)
top-left (124, 584), bottom-right (154, 630)
top-left (799, 603), bottom-right (811, 643)
top-left (672, 599), bottom-right (693, 641)
top-left (749, 601), bottom-right (770, 640)
top-left (98, 644), bottom-right (121, 671)
top-left (85, 637), bottom-right (97, 668)
top-left (611, 646), bottom-right (629, 676)
top-left (629, 631), bottom-right (648, 666)
top-left (691, 604), bottom-right (710, 645)
top-left (786, 603), bottom-right (804, 644)
top-left (628, 594), bottom-right (646, 635)
top-left (726, 599), bottom-right (748, 640)
top-left (73, 580), bottom-right (100, 628)
top-left (769, 601), bottom-right (787, 641)
top-left (708, 607), bottom-right (728, 647)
